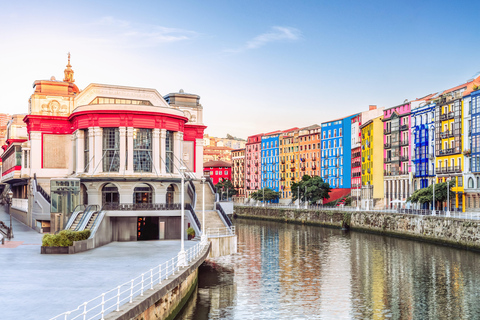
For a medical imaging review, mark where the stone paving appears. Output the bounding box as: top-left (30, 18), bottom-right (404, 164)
top-left (0, 206), bottom-right (197, 320)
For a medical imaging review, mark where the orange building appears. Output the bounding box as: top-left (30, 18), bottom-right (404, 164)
top-left (299, 124), bottom-right (321, 178)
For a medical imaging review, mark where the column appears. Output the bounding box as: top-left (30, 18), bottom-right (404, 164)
top-left (75, 130), bottom-right (85, 173)
top-left (160, 129), bottom-right (167, 175)
top-left (195, 138), bottom-right (204, 179)
top-left (119, 127), bottom-right (126, 174)
top-left (29, 132), bottom-right (42, 176)
top-left (174, 131), bottom-right (183, 174)
top-left (69, 134), bottom-right (76, 174)
top-left (93, 127), bottom-right (103, 174)
top-left (88, 129), bottom-right (95, 174)
top-left (152, 128), bottom-right (160, 175)
top-left (126, 127), bottom-right (134, 175)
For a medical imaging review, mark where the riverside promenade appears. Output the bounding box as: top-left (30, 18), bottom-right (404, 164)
top-left (0, 206), bottom-right (197, 320)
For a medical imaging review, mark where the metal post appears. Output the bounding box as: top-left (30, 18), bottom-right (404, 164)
top-left (432, 178), bottom-right (436, 216)
top-left (7, 190), bottom-right (13, 239)
top-left (263, 187), bottom-right (265, 207)
top-left (177, 167), bottom-right (187, 267)
top-left (304, 185), bottom-right (308, 209)
top-left (201, 176), bottom-right (207, 244)
top-left (297, 186), bottom-right (300, 209)
top-left (446, 180), bottom-right (450, 217)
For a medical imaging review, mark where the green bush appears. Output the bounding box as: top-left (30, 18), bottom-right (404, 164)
top-left (42, 229), bottom-right (91, 247)
top-left (187, 227), bottom-right (195, 237)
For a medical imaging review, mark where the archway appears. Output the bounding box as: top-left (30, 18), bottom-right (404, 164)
top-left (133, 183), bottom-right (153, 204)
top-left (166, 184), bottom-right (175, 205)
top-left (102, 183), bottom-right (119, 208)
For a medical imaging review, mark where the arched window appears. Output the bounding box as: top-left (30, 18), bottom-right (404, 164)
top-left (468, 178), bottom-right (474, 189)
top-left (134, 183), bottom-right (153, 204)
top-left (102, 183), bottom-right (119, 207)
top-left (166, 184), bottom-right (175, 204)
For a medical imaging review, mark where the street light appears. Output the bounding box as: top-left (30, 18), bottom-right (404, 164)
top-left (201, 176), bottom-right (208, 245)
top-left (7, 190), bottom-right (13, 240)
top-left (177, 166), bottom-right (187, 267)
top-left (446, 179), bottom-right (450, 217)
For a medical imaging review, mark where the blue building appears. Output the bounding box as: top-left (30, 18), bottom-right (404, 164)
top-left (411, 101), bottom-right (435, 191)
top-left (261, 132), bottom-right (280, 202)
top-left (471, 90), bottom-right (480, 173)
top-left (321, 114), bottom-right (357, 189)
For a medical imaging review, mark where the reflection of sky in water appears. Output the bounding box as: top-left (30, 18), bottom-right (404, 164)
top-left (176, 219), bottom-right (480, 320)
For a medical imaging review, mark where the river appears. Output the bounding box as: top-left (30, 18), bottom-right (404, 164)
top-left (175, 218), bottom-right (480, 320)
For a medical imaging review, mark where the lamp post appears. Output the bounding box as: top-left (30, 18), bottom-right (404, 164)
top-left (177, 166), bottom-right (187, 267)
top-left (446, 179), bottom-right (450, 217)
top-left (432, 178), bottom-right (436, 216)
top-left (7, 190), bottom-right (13, 240)
top-left (201, 176), bottom-right (207, 244)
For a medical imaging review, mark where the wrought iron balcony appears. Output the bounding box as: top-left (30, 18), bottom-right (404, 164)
top-left (384, 142), bottom-right (391, 149)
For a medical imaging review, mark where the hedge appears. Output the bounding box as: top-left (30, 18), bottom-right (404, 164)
top-left (42, 230), bottom-right (91, 247)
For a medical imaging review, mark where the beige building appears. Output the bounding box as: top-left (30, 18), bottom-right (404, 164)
top-left (231, 148), bottom-right (245, 200)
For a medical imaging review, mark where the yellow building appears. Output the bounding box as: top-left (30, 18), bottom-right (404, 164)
top-left (435, 90), bottom-right (464, 211)
top-left (279, 129), bottom-right (299, 200)
top-left (360, 116), bottom-right (384, 209)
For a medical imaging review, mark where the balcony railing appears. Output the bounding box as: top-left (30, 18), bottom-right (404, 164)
top-left (400, 124), bottom-right (409, 131)
top-left (290, 168), bottom-right (295, 172)
top-left (102, 203), bottom-right (182, 211)
top-left (401, 140), bottom-right (409, 146)
top-left (384, 128), bottom-right (391, 134)
top-left (290, 159), bottom-right (295, 163)
top-left (439, 147), bottom-right (460, 156)
top-left (384, 142), bottom-right (391, 149)
top-left (384, 170), bottom-right (406, 176)
top-left (400, 155), bottom-right (408, 162)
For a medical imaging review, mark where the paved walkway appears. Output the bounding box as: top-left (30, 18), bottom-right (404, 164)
top-left (0, 206), bottom-right (198, 320)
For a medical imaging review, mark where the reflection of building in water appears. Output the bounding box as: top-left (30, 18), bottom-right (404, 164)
top-left (318, 236), bottom-right (352, 319)
top-left (260, 226), bottom-right (280, 306)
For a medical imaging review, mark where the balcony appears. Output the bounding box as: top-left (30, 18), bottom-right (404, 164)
top-left (439, 147), bottom-right (460, 156)
top-left (312, 166), bottom-right (317, 170)
top-left (384, 128), bottom-right (391, 134)
top-left (401, 140), bottom-right (409, 146)
top-left (324, 174), bottom-right (329, 179)
top-left (290, 167), bottom-right (296, 172)
top-left (300, 158), bottom-right (305, 162)
top-left (280, 177), bottom-right (285, 181)
top-left (384, 142), bottom-right (391, 149)
top-left (301, 167), bottom-right (306, 171)
top-left (400, 155), bottom-right (408, 162)
top-left (385, 158), bottom-right (391, 163)
top-left (281, 159), bottom-right (285, 164)
top-left (384, 170), bottom-right (406, 176)
top-left (290, 159), bottom-right (295, 163)
top-left (312, 157), bottom-right (317, 161)
top-left (440, 112), bottom-right (455, 121)
top-left (400, 124), bottom-right (408, 131)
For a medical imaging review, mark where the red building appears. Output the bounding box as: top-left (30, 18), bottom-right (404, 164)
top-left (203, 160), bottom-right (232, 184)
top-left (351, 114), bottom-right (362, 205)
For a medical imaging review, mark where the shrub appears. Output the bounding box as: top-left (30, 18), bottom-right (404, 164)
top-left (187, 227), bottom-right (195, 237)
top-left (42, 229), bottom-right (91, 247)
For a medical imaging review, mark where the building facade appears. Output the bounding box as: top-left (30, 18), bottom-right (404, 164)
top-left (231, 148), bottom-right (245, 200)
top-left (245, 133), bottom-right (263, 198)
top-left (279, 129), bottom-right (299, 201)
top-left (1, 57), bottom-right (207, 238)
top-left (203, 160), bottom-right (232, 185)
top-left (383, 103), bottom-right (411, 208)
top-left (466, 88), bottom-right (480, 210)
top-left (360, 116), bottom-right (384, 209)
top-left (261, 132), bottom-right (280, 199)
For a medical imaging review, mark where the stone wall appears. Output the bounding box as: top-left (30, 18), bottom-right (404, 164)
top-left (234, 206), bottom-right (480, 251)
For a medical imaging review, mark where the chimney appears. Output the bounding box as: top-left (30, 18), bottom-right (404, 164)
top-left (369, 105), bottom-right (377, 110)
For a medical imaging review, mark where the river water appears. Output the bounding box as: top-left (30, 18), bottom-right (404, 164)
top-left (175, 219), bottom-right (480, 320)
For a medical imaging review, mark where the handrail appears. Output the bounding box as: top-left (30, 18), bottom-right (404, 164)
top-left (65, 205), bottom-right (86, 230)
top-left (185, 203), bottom-right (201, 233)
top-left (88, 211), bottom-right (106, 239)
top-left (34, 174), bottom-right (51, 204)
top-left (206, 226), bottom-right (235, 237)
top-left (102, 203), bottom-right (182, 211)
top-left (205, 177), bottom-right (216, 194)
top-left (187, 180), bottom-right (196, 210)
top-left (48, 242), bottom-right (209, 320)
top-left (75, 205), bottom-right (99, 231)
top-left (215, 203), bottom-right (232, 227)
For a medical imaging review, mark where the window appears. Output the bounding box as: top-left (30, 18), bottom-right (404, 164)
top-left (103, 128), bottom-right (120, 172)
top-left (225, 170), bottom-right (228, 175)
top-left (133, 128), bottom-right (152, 172)
top-left (165, 131), bottom-right (174, 173)
top-left (84, 129), bottom-right (89, 172)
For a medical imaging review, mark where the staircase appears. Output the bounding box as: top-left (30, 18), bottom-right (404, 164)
top-left (193, 180), bottom-right (227, 232)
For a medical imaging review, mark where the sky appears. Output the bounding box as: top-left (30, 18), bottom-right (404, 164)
top-left (1, 0), bottom-right (480, 139)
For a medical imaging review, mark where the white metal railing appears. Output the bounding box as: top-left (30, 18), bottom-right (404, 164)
top-left (49, 242), bottom-right (208, 320)
top-left (207, 226), bottom-right (236, 237)
top-left (11, 198), bottom-right (28, 212)
top-left (235, 203), bottom-right (480, 220)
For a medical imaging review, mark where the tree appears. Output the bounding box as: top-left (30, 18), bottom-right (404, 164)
top-left (408, 182), bottom-right (454, 205)
top-left (215, 179), bottom-right (238, 198)
top-left (291, 175), bottom-right (331, 204)
top-left (250, 188), bottom-right (281, 202)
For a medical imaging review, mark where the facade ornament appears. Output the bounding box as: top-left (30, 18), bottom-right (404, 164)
top-left (63, 52), bottom-right (75, 83)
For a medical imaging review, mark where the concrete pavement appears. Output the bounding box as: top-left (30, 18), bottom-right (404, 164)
top-left (0, 205), bottom-right (198, 320)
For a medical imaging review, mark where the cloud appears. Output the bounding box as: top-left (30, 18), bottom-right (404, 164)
top-left (90, 16), bottom-right (197, 46)
top-left (225, 26), bottom-right (301, 53)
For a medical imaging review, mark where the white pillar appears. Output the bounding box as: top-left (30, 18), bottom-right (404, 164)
top-left (69, 134), bottom-right (76, 174)
top-left (75, 130), bottom-right (85, 173)
top-left (93, 127), bottom-right (103, 174)
top-left (119, 127), bottom-right (126, 174)
top-left (160, 129), bottom-right (167, 175)
top-left (88, 128), bottom-right (95, 174)
top-left (195, 138), bottom-right (204, 179)
top-left (152, 128), bottom-right (160, 174)
top-left (126, 127), bottom-right (134, 175)
top-left (29, 132), bottom-right (42, 175)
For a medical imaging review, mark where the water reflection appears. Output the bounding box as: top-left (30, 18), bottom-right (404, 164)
top-left (176, 219), bottom-right (480, 320)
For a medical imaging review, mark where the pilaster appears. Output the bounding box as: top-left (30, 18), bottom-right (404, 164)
top-left (93, 127), bottom-right (103, 174)
top-left (160, 129), bottom-right (167, 175)
top-left (75, 130), bottom-right (85, 173)
top-left (119, 127), bottom-right (126, 174)
top-left (126, 127), bottom-right (134, 175)
top-left (152, 128), bottom-right (160, 175)
top-left (195, 138), bottom-right (204, 178)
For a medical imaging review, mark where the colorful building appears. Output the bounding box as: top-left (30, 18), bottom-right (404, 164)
top-left (261, 132), bottom-right (280, 199)
top-left (383, 103), bottom-right (412, 208)
top-left (321, 114), bottom-right (357, 190)
top-left (203, 160), bottom-right (232, 185)
top-left (359, 115), bottom-right (384, 209)
top-left (231, 148), bottom-right (245, 200)
top-left (298, 125), bottom-right (321, 178)
top-left (466, 87), bottom-right (480, 210)
top-left (245, 133), bottom-right (263, 198)
top-left (279, 128), bottom-right (299, 201)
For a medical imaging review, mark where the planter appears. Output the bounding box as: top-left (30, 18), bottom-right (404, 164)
top-left (41, 246), bottom-right (73, 254)
top-left (188, 235), bottom-right (195, 240)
